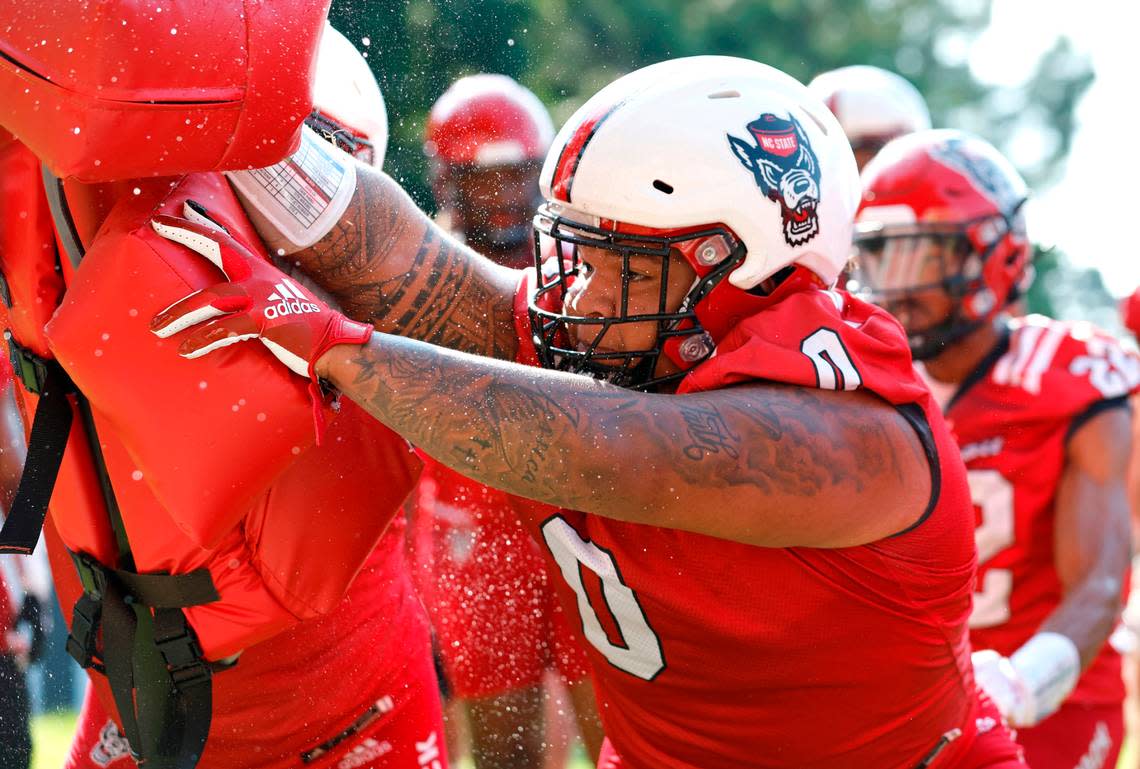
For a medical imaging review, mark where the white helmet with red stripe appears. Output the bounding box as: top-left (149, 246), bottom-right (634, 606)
top-left (530, 56), bottom-right (860, 388)
top-left (808, 66), bottom-right (930, 157)
top-left (307, 23), bottom-right (388, 169)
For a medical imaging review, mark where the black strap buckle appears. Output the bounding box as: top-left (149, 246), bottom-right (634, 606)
top-left (6, 334), bottom-right (52, 395)
top-left (154, 612), bottom-right (212, 695)
top-left (66, 593), bottom-right (105, 674)
top-left (73, 552), bottom-right (109, 598)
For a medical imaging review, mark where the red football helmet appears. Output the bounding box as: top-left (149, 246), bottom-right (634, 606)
top-left (853, 130), bottom-right (1030, 359)
top-left (425, 74), bottom-right (553, 166)
top-left (424, 74), bottom-right (554, 255)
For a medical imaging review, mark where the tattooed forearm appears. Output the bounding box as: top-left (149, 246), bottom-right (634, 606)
top-left (320, 336), bottom-right (931, 547)
top-left (679, 403), bottom-right (741, 460)
top-left (286, 166), bottom-right (520, 359)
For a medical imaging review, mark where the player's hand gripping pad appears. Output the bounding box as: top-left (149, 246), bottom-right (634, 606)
top-left (45, 173), bottom-right (321, 549)
top-left (0, 0), bottom-right (330, 182)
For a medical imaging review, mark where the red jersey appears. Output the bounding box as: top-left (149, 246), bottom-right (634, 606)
top-left (0, 568), bottom-right (13, 654)
top-left (516, 286), bottom-right (996, 769)
top-left (932, 314), bottom-right (1139, 706)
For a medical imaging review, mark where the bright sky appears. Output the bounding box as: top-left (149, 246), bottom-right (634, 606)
top-left (970, 0), bottom-right (1137, 295)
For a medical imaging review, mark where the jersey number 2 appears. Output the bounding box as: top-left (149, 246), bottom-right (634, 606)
top-left (541, 517), bottom-right (666, 681)
top-left (967, 469), bottom-right (1015, 628)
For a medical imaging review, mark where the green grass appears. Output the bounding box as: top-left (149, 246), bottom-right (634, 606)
top-left (28, 712), bottom-right (1135, 769)
top-left (32, 711), bottom-right (77, 769)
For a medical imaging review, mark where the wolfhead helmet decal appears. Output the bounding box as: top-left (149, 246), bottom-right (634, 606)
top-left (929, 137), bottom-right (1021, 212)
top-left (728, 113), bottom-right (822, 247)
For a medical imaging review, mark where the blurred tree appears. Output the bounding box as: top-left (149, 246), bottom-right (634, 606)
top-left (329, 0), bottom-right (1104, 323)
top-left (330, 0), bottom-right (1091, 206)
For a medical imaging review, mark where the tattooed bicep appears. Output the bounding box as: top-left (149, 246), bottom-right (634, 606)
top-left (294, 167), bottom-right (521, 360)
top-left (668, 384), bottom-right (921, 497)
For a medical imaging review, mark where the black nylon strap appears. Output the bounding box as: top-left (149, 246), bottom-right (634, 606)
top-left (66, 550), bottom-right (217, 769)
top-left (116, 569), bottom-right (220, 609)
top-left (101, 578), bottom-right (145, 758)
top-left (0, 359), bottom-right (75, 554)
top-left (148, 608), bottom-right (213, 768)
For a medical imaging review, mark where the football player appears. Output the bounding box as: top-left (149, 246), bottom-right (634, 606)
top-left (809, 65), bottom-right (931, 171)
top-left (413, 74), bottom-right (602, 769)
top-left (856, 129), bottom-right (1134, 769)
top-left (153, 56), bottom-right (1026, 768)
top-left (424, 74), bottom-right (551, 269)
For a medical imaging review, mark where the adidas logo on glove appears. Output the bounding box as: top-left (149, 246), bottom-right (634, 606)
top-left (265, 280), bottom-right (321, 319)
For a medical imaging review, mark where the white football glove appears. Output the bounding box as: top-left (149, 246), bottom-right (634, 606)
top-left (971, 632), bottom-right (1080, 728)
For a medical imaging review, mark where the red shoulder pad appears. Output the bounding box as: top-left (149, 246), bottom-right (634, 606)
top-left (992, 315), bottom-right (1140, 418)
top-left (678, 289), bottom-right (929, 407)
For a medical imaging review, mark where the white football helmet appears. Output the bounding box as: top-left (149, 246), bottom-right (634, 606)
top-left (308, 23), bottom-right (388, 169)
top-left (529, 55), bottom-right (860, 388)
top-left (808, 66), bottom-right (931, 155)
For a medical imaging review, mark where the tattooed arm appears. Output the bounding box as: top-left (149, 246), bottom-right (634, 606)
top-left (315, 334), bottom-right (932, 548)
top-left (275, 167), bottom-right (522, 359)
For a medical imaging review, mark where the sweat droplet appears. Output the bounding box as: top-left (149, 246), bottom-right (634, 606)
top-left (72, 126), bottom-right (80, 135)
top-left (131, 470), bottom-right (144, 481)
top-left (256, 413), bottom-right (267, 422)
top-left (132, 187), bottom-right (141, 195)
top-left (198, 380), bottom-right (208, 390)
top-left (170, 27), bottom-right (177, 35)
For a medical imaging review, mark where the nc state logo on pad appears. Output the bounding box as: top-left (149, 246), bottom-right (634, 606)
top-left (728, 113), bottom-right (821, 247)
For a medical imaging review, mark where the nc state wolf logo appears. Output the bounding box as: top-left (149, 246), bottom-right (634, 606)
top-left (728, 113), bottom-right (821, 246)
top-left (930, 138), bottom-right (1020, 210)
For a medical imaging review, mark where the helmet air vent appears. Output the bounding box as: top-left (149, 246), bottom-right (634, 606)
top-left (652, 179), bottom-right (675, 194)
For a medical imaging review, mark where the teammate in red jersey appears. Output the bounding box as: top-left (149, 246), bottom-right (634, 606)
top-left (152, 56), bottom-right (1026, 768)
top-left (412, 74), bottom-right (602, 769)
top-left (425, 74), bottom-right (552, 269)
top-left (856, 129), bottom-right (1134, 769)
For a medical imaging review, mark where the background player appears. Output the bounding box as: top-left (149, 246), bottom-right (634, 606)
top-left (413, 73), bottom-right (602, 768)
top-left (153, 56), bottom-right (1025, 768)
top-left (809, 65), bottom-right (931, 171)
top-left (424, 74), bottom-right (551, 269)
top-left (856, 129), bottom-right (1133, 769)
